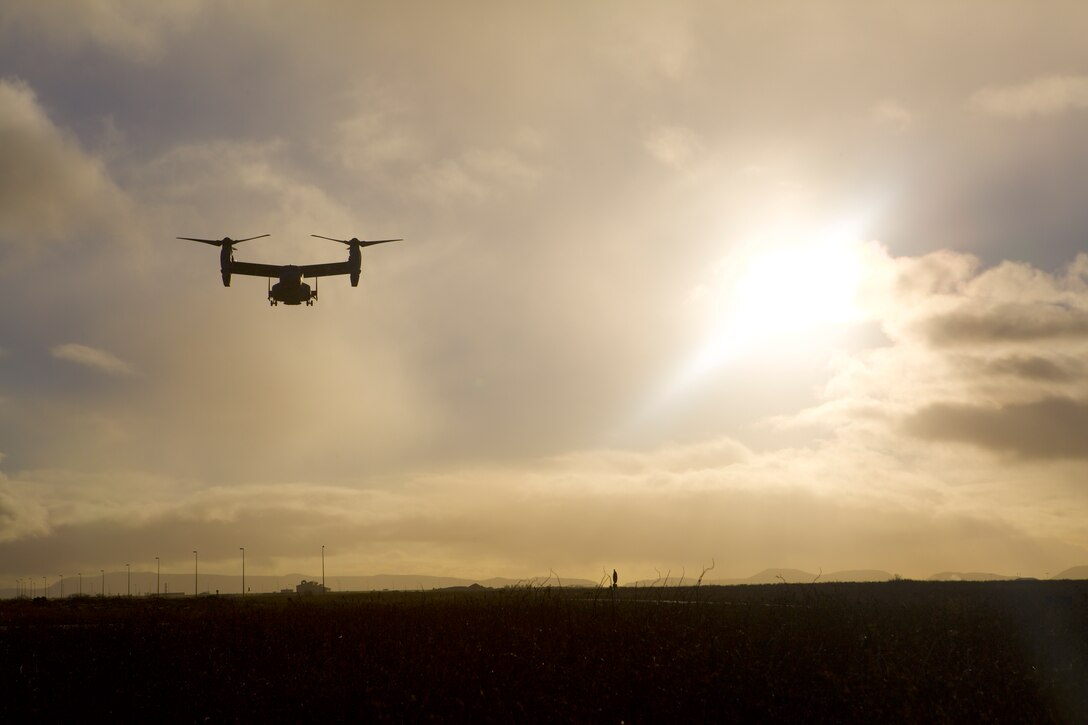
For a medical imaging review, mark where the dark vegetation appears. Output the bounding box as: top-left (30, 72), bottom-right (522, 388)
top-left (2, 580), bottom-right (1085, 722)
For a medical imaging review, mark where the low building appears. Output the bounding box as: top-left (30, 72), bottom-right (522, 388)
top-left (295, 580), bottom-right (329, 595)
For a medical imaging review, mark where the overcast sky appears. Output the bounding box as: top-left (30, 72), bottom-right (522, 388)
top-left (2, 1), bottom-right (1087, 585)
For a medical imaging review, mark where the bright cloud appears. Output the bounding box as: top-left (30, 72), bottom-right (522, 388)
top-left (970, 75), bottom-right (1088, 118)
top-left (644, 126), bottom-right (703, 168)
top-left (410, 145), bottom-right (542, 204)
top-left (800, 250), bottom-right (1088, 467)
top-left (871, 100), bottom-right (914, 132)
top-left (51, 343), bottom-right (133, 375)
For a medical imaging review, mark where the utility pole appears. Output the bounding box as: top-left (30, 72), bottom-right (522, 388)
top-left (239, 547), bottom-right (245, 598)
top-left (155, 557), bottom-right (160, 596)
top-left (126, 564), bottom-right (130, 597)
top-left (193, 550), bottom-right (198, 597)
top-left (78, 572), bottom-right (82, 596)
top-left (101, 570), bottom-right (105, 597)
top-left (321, 545), bottom-right (326, 593)
top-left (59, 575), bottom-right (64, 599)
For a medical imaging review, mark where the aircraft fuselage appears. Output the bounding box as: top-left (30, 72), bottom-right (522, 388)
top-left (269, 265), bottom-right (316, 306)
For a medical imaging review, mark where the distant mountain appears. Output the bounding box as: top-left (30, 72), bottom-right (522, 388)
top-left (715, 568), bottom-right (897, 585)
top-left (630, 568), bottom-right (898, 587)
top-left (824, 570), bottom-right (895, 582)
top-left (742, 568), bottom-right (822, 584)
top-left (1051, 565), bottom-right (1088, 580)
top-left (927, 572), bottom-right (1019, 582)
top-left (323, 573), bottom-right (598, 590)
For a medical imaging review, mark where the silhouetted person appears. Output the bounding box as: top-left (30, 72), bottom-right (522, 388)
top-left (612, 569), bottom-right (618, 590)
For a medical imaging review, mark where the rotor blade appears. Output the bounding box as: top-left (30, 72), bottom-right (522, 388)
top-left (177, 236), bottom-right (225, 247)
top-left (357, 238), bottom-right (402, 248)
top-left (231, 234), bottom-right (271, 244)
top-left (311, 235), bottom-right (403, 248)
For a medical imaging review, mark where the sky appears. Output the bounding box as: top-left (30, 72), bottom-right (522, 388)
top-left (2, 1), bottom-right (1087, 585)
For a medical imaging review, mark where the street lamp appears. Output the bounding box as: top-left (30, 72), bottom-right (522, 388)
top-left (239, 547), bottom-right (245, 598)
top-left (193, 550), bottom-right (198, 597)
top-left (155, 557), bottom-right (160, 596)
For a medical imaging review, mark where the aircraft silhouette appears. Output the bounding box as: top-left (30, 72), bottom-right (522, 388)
top-left (177, 234), bottom-right (401, 306)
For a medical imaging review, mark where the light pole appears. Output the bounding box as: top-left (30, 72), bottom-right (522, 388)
top-left (239, 547), bottom-right (245, 598)
top-left (155, 557), bottom-right (160, 596)
top-left (193, 550), bottom-right (198, 597)
top-left (43, 576), bottom-right (47, 599)
top-left (321, 545), bottom-right (326, 593)
top-left (101, 569), bottom-right (105, 598)
top-left (126, 564), bottom-right (130, 597)
top-left (78, 572), bottom-right (82, 596)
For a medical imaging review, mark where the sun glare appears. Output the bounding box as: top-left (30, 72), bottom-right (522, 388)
top-left (733, 237), bottom-right (864, 332)
top-left (683, 220), bottom-right (871, 382)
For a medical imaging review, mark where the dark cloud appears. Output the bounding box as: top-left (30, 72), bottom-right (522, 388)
top-left (0, 78), bottom-right (130, 250)
top-left (921, 303), bottom-right (1088, 346)
top-left (968, 355), bottom-right (1084, 383)
top-left (903, 397), bottom-right (1088, 460)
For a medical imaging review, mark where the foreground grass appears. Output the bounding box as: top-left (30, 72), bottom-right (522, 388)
top-left (2, 580), bottom-right (1085, 722)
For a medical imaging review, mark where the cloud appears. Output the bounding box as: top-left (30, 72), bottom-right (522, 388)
top-left (644, 126), bottom-right (703, 168)
top-left (0, 472), bottom-right (49, 542)
top-left (798, 250), bottom-right (1088, 465)
top-left (551, 437), bottom-right (752, 477)
top-left (0, 1), bottom-right (201, 62)
top-left (921, 304), bottom-right (1088, 346)
top-left (871, 100), bottom-right (914, 132)
top-left (331, 110), bottom-right (422, 173)
top-left (51, 343), bottom-right (133, 375)
top-left (0, 78), bottom-right (130, 249)
top-left (965, 355), bottom-right (1084, 384)
top-left (970, 75), bottom-right (1088, 118)
top-left (132, 139), bottom-right (357, 244)
top-left (410, 145), bottom-right (541, 204)
top-left (2, 434), bottom-right (1084, 580)
top-left (903, 397), bottom-right (1088, 460)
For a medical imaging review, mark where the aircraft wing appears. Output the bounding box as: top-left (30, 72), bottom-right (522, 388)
top-left (229, 261), bottom-right (286, 278)
top-left (299, 261), bottom-right (353, 278)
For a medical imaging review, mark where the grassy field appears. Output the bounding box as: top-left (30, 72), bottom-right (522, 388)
top-left (2, 580), bottom-right (1085, 722)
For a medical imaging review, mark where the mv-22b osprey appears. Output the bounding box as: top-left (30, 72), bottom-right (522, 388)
top-left (177, 234), bottom-right (401, 305)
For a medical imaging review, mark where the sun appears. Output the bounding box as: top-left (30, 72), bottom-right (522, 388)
top-left (733, 234), bottom-right (865, 333)
top-left (683, 219), bottom-right (872, 381)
